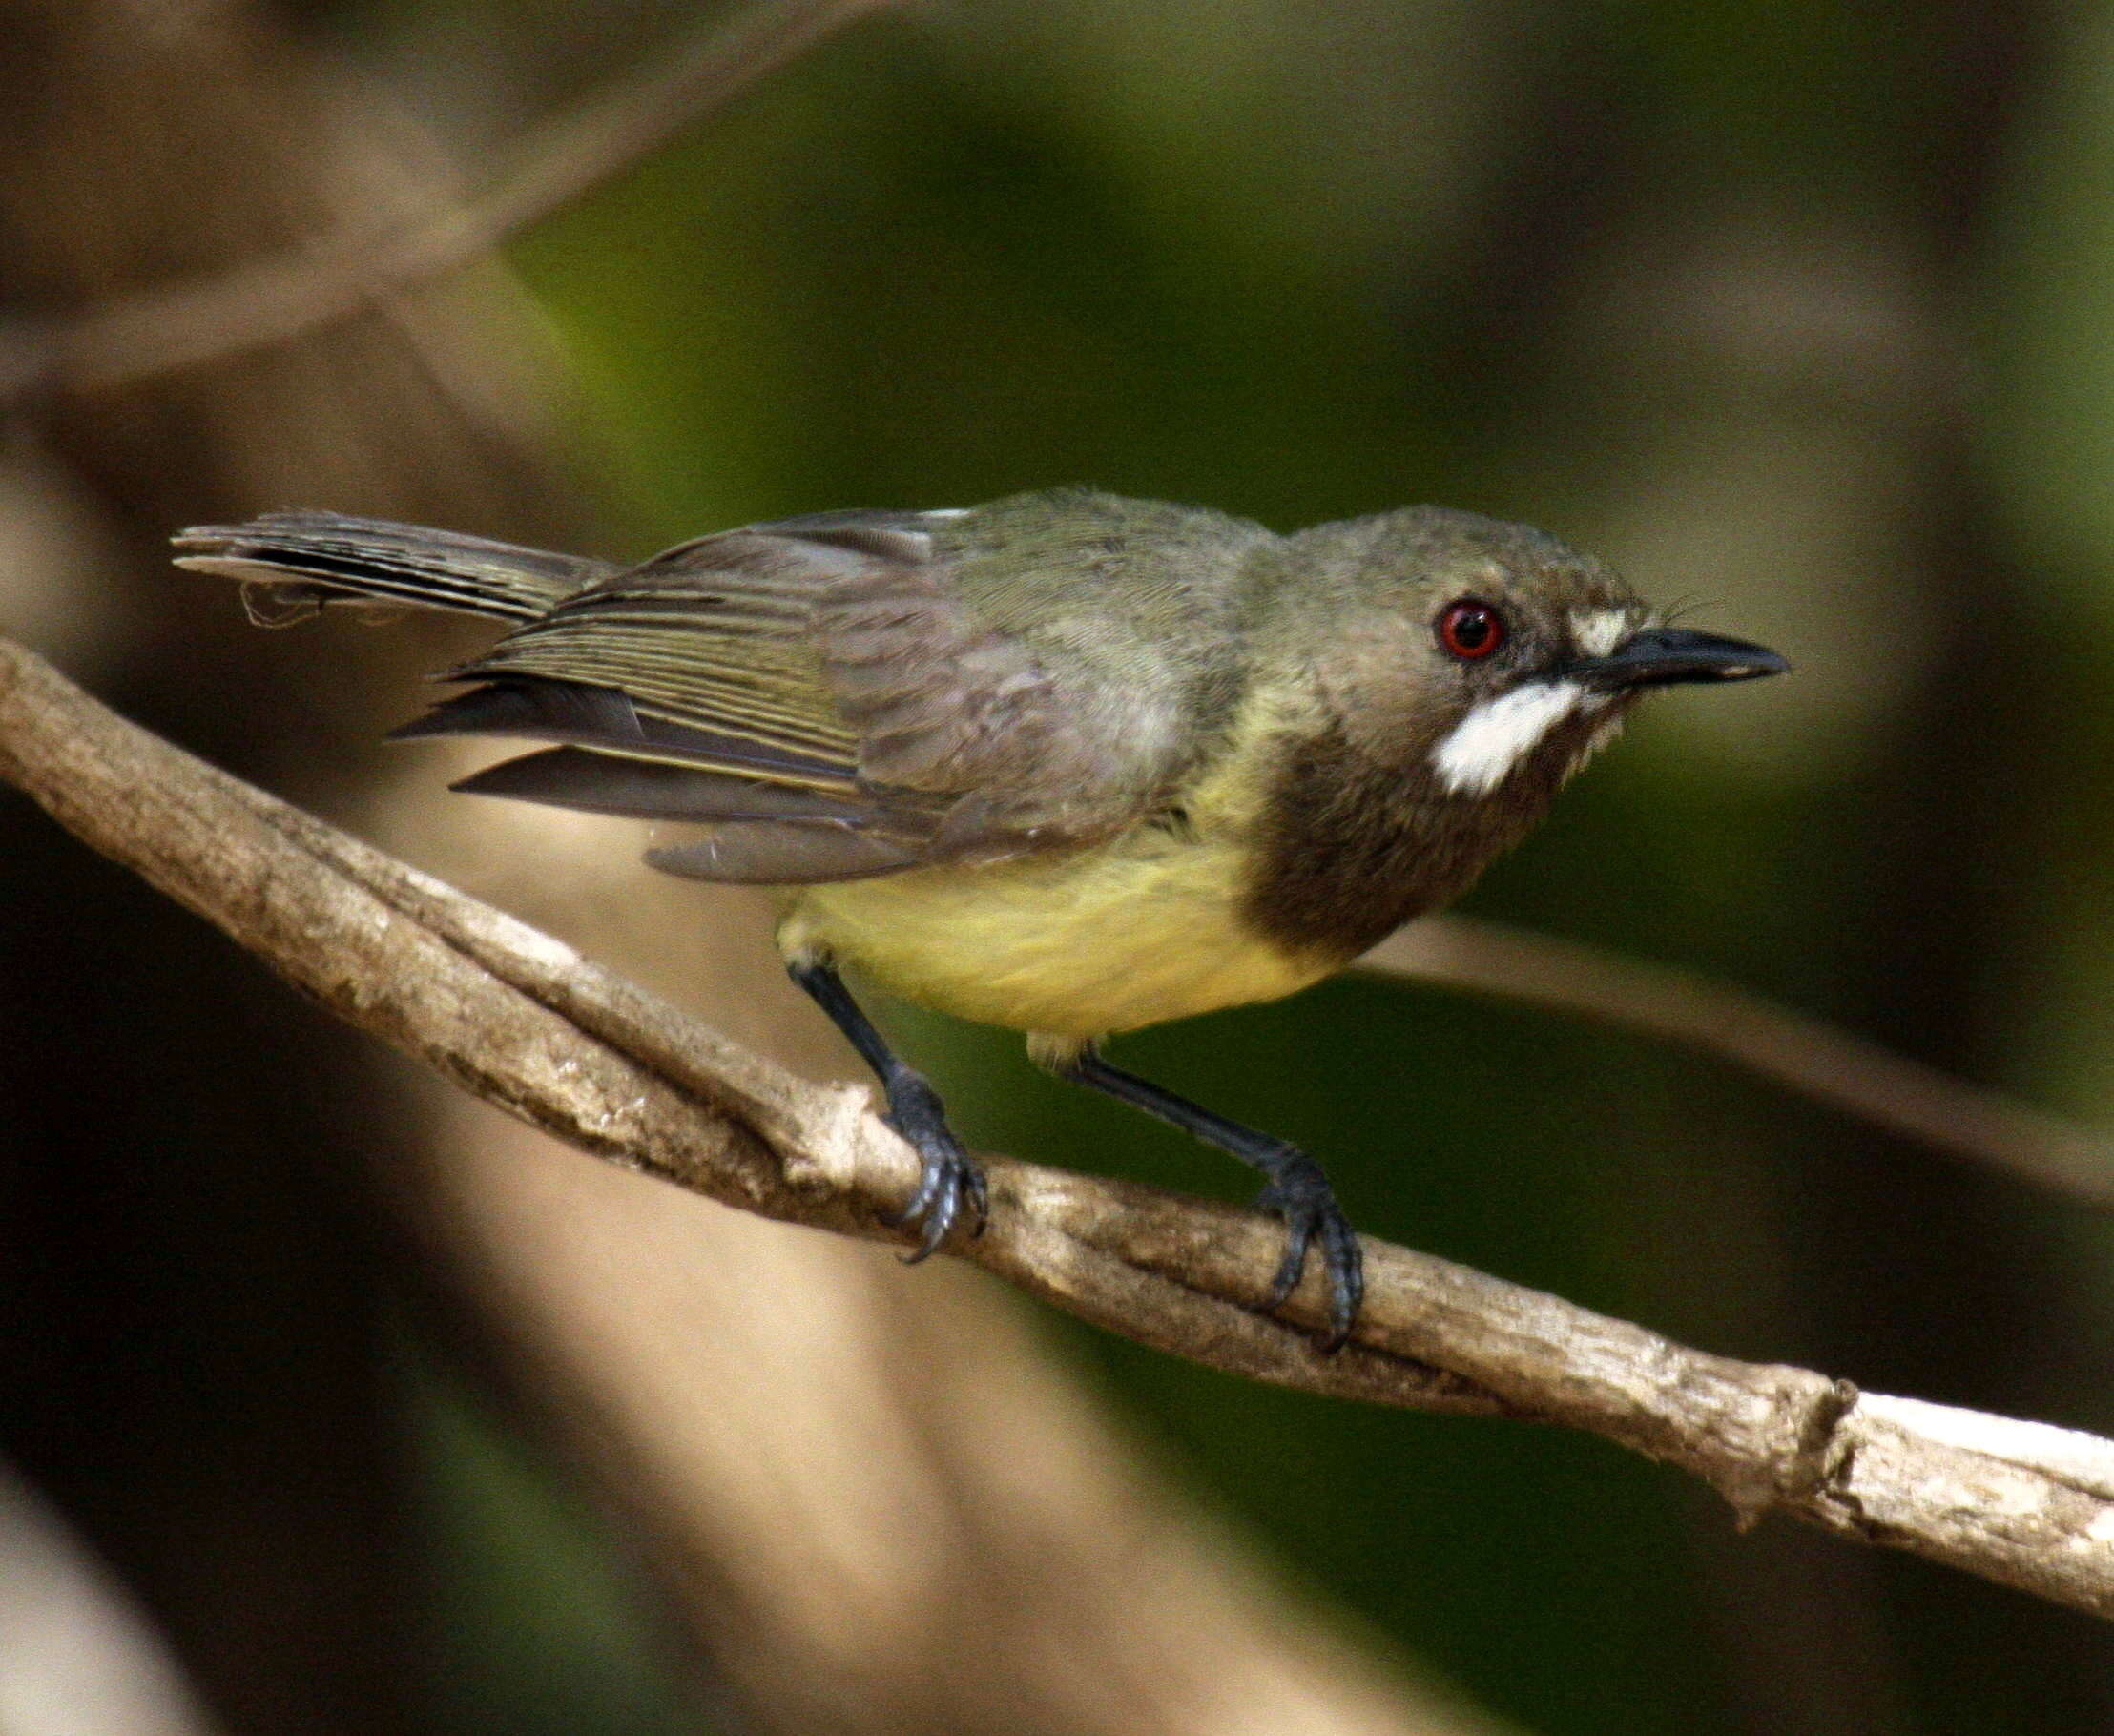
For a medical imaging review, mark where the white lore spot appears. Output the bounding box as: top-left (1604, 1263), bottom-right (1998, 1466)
top-left (1431, 681), bottom-right (1586, 796)
top-left (1570, 608), bottom-right (1632, 658)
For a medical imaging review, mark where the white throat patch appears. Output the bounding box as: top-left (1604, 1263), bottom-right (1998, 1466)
top-left (1430, 681), bottom-right (1586, 796)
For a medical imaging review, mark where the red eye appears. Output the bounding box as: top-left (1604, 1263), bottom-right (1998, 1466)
top-left (1437, 598), bottom-right (1505, 660)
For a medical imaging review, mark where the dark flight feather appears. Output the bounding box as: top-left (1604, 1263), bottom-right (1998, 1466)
top-left (452, 746), bottom-right (942, 884)
top-left (390, 677), bottom-right (864, 792)
top-left (452, 746), bottom-right (907, 831)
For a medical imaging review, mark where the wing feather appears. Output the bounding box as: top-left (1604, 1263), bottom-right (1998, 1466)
top-left (394, 678), bottom-right (867, 791)
top-left (396, 497), bottom-right (1252, 881)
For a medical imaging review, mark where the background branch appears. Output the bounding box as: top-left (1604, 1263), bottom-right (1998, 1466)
top-left (5, 626), bottom-right (2113, 1623)
top-left (0, 0), bottom-right (898, 402)
top-left (1359, 918), bottom-right (2114, 1209)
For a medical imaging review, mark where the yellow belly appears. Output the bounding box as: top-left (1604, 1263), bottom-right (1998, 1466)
top-left (777, 828), bottom-right (1331, 1041)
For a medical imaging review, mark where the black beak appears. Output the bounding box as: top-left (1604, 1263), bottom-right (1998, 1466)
top-left (1570, 627), bottom-right (1789, 691)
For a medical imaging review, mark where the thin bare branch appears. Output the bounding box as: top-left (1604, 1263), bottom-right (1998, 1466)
top-left (1358, 919), bottom-right (2114, 1209)
top-left (0, 0), bottom-right (898, 402)
top-left (3, 628), bottom-right (2112, 1620)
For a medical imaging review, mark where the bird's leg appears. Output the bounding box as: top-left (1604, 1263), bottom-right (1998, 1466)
top-left (1051, 1046), bottom-right (1364, 1350)
top-left (786, 954), bottom-right (986, 1259)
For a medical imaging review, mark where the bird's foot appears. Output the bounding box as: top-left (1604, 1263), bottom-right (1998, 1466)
top-left (1253, 1149), bottom-right (1364, 1352)
top-left (881, 1069), bottom-right (988, 1262)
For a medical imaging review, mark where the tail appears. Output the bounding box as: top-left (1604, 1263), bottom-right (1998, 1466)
top-left (173, 511), bottom-right (613, 625)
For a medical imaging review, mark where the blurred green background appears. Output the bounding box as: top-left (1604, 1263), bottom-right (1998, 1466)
top-left (10, 0), bottom-right (2114, 1730)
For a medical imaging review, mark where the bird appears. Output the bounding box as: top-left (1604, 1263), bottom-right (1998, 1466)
top-left (175, 488), bottom-right (1786, 1347)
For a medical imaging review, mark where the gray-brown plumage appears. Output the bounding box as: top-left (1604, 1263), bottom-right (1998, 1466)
top-left (176, 489), bottom-right (1784, 1345)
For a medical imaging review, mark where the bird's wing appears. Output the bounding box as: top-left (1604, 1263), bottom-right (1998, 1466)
top-left (402, 507), bottom-right (1201, 883)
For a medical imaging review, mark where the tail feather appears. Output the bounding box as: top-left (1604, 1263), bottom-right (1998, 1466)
top-left (173, 511), bottom-right (608, 624)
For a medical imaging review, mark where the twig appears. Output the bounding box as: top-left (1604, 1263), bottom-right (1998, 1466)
top-left (1358, 920), bottom-right (2114, 1209)
top-left (0, 0), bottom-right (898, 402)
top-left (2, 629), bottom-right (2112, 1621)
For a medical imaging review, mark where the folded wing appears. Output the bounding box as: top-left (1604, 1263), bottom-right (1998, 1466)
top-left (404, 506), bottom-right (1196, 883)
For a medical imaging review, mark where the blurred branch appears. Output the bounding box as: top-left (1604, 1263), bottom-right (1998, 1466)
top-left (1358, 919), bottom-right (2114, 1209)
top-left (0, 0), bottom-right (897, 403)
top-left (4, 630), bottom-right (2114, 1623)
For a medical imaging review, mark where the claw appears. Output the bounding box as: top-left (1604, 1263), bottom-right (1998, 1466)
top-left (1266, 1215), bottom-right (1314, 1309)
top-left (881, 1069), bottom-right (987, 1261)
top-left (903, 1165), bottom-right (959, 1262)
top-left (1254, 1154), bottom-right (1364, 1352)
top-left (884, 1132), bottom-right (945, 1227)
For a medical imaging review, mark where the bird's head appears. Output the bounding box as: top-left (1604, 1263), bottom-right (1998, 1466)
top-left (1275, 506), bottom-right (1786, 805)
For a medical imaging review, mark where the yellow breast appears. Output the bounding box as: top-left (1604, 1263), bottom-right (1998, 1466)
top-left (777, 824), bottom-right (1329, 1041)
